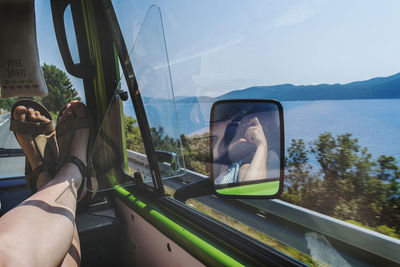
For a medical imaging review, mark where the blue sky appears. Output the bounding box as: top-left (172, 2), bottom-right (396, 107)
top-left (35, 0), bottom-right (400, 97)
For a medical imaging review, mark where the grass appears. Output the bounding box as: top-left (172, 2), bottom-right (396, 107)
top-left (345, 219), bottom-right (400, 239)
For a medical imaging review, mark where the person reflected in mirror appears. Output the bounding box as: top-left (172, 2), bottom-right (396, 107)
top-left (230, 116), bottom-right (267, 181)
top-left (214, 115), bottom-right (268, 185)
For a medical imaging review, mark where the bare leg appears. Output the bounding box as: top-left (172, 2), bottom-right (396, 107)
top-left (0, 101), bottom-right (89, 267)
top-left (59, 225), bottom-right (81, 267)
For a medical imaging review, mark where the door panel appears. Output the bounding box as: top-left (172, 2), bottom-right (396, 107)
top-left (116, 198), bottom-right (204, 267)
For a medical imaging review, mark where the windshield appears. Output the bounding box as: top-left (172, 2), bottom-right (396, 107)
top-left (0, 113), bottom-right (24, 177)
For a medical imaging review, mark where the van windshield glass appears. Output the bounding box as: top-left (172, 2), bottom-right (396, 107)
top-left (0, 113), bottom-right (24, 177)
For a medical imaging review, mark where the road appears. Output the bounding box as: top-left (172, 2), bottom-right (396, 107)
top-left (0, 113), bottom-right (24, 177)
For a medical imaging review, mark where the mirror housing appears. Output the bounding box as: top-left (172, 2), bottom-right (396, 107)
top-left (210, 99), bottom-right (284, 199)
top-left (156, 150), bottom-right (180, 172)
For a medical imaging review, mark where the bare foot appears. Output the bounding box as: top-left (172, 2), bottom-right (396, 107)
top-left (57, 100), bottom-right (91, 196)
top-left (13, 106), bottom-right (55, 189)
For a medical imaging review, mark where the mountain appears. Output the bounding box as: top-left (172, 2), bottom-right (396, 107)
top-left (215, 73), bottom-right (400, 101)
top-left (175, 96), bottom-right (214, 103)
top-left (148, 73), bottom-right (400, 136)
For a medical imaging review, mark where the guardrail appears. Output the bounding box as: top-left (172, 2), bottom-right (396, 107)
top-left (127, 149), bottom-right (400, 265)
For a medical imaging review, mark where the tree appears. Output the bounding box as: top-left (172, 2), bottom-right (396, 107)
top-left (377, 155), bottom-right (399, 182)
top-left (377, 155), bottom-right (400, 230)
top-left (0, 64), bottom-right (78, 113)
top-left (124, 115), bottom-right (181, 157)
top-left (281, 132), bottom-right (400, 236)
top-left (180, 133), bottom-right (210, 175)
top-left (124, 115), bottom-right (145, 153)
top-left (287, 139), bottom-right (309, 167)
top-left (283, 139), bottom-right (321, 208)
top-left (40, 63), bottom-right (80, 112)
top-left (0, 97), bottom-right (17, 111)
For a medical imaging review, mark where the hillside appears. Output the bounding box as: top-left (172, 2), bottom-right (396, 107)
top-left (216, 73), bottom-right (400, 101)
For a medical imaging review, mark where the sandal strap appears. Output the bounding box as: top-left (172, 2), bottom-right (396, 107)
top-left (27, 160), bottom-right (55, 193)
top-left (56, 117), bottom-right (93, 138)
top-left (61, 155), bottom-right (94, 200)
top-left (62, 155), bottom-right (90, 177)
top-left (10, 99), bottom-right (54, 135)
top-left (10, 120), bottom-right (55, 136)
top-left (31, 163), bottom-right (48, 179)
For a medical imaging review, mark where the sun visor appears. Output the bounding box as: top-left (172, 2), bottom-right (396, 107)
top-left (0, 0), bottom-right (48, 98)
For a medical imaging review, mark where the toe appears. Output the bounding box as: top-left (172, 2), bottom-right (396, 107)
top-left (39, 115), bottom-right (50, 123)
top-left (71, 101), bottom-right (86, 118)
top-left (65, 107), bottom-right (73, 118)
top-left (59, 107), bottom-right (72, 122)
top-left (27, 108), bottom-right (37, 121)
top-left (34, 111), bottom-right (41, 121)
top-left (13, 106), bottom-right (27, 121)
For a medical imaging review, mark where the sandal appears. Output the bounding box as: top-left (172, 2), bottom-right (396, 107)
top-left (56, 102), bottom-right (97, 205)
top-left (9, 99), bottom-right (58, 193)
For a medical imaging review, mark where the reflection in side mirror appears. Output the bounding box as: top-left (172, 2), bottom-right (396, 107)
top-left (210, 100), bottom-right (284, 198)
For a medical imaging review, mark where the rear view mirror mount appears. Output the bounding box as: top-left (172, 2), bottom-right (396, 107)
top-left (210, 99), bottom-right (285, 199)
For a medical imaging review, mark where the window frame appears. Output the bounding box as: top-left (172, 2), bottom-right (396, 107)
top-left (96, 1), bottom-right (306, 265)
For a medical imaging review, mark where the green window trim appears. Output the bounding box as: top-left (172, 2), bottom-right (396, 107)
top-left (217, 181), bottom-right (280, 196)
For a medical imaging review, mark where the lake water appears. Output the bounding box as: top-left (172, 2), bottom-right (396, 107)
top-left (283, 99), bottom-right (400, 162)
top-left (171, 99), bottom-right (400, 162)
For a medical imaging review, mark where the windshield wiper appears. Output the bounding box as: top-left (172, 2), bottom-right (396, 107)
top-left (0, 148), bottom-right (24, 158)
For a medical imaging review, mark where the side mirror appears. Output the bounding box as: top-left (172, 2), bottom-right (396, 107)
top-left (156, 150), bottom-right (180, 172)
top-left (210, 100), bottom-right (284, 198)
